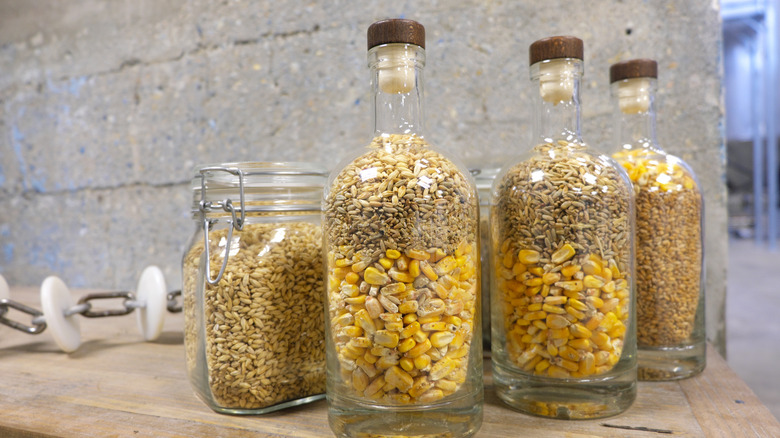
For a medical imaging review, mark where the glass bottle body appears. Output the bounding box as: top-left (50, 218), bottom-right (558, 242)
top-left (611, 78), bottom-right (705, 380)
top-left (323, 44), bottom-right (483, 438)
top-left (490, 58), bottom-right (637, 419)
top-left (182, 162), bottom-right (327, 414)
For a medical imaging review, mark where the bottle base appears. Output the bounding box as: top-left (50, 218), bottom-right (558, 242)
top-left (638, 342), bottom-right (706, 381)
top-left (493, 361), bottom-right (636, 420)
top-left (327, 392), bottom-right (483, 438)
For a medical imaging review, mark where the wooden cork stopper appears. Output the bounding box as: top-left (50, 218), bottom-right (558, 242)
top-left (610, 59), bottom-right (658, 83)
top-left (367, 19), bottom-right (425, 50)
top-left (529, 36), bottom-right (583, 66)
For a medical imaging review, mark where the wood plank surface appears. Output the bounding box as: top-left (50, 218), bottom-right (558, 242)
top-left (0, 287), bottom-right (777, 437)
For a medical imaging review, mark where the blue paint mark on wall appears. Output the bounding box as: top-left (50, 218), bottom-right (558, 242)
top-left (10, 124), bottom-right (29, 191)
top-left (68, 76), bottom-right (87, 97)
top-left (3, 244), bottom-right (13, 262)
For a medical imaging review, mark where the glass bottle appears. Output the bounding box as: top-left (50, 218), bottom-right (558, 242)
top-left (490, 36), bottom-right (637, 419)
top-left (182, 162), bottom-right (327, 414)
top-left (323, 19), bottom-right (483, 438)
top-left (610, 59), bottom-right (705, 380)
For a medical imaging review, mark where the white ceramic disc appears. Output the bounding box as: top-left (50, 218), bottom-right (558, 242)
top-left (0, 274), bottom-right (9, 300)
top-left (135, 265), bottom-right (167, 341)
top-left (40, 276), bottom-right (81, 353)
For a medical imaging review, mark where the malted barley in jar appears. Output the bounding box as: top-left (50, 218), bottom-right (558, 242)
top-left (610, 59), bottom-right (705, 381)
top-left (182, 162), bottom-right (327, 414)
top-left (490, 36), bottom-right (637, 420)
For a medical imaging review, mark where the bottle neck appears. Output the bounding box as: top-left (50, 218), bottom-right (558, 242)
top-left (368, 44), bottom-right (426, 138)
top-left (530, 58), bottom-right (583, 144)
top-left (612, 77), bottom-right (661, 153)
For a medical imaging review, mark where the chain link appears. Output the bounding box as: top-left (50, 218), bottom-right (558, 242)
top-left (0, 289), bottom-right (182, 335)
top-left (167, 290), bottom-right (182, 313)
top-left (0, 299), bottom-right (47, 335)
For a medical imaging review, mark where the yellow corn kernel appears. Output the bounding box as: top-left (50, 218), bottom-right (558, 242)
top-left (413, 331), bottom-right (430, 344)
top-left (595, 350), bottom-right (611, 366)
top-left (341, 283), bottom-right (359, 298)
top-left (364, 375), bottom-right (385, 397)
top-left (502, 251), bottom-right (515, 269)
top-left (586, 296), bottom-right (604, 308)
top-left (400, 321), bottom-right (421, 339)
top-left (407, 260), bottom-right (421, 278)
top-left (582, 260), bottom-right (602, 276)
top-left (535, 359), bottom-right (551, 374)
top-left (385, 365), bottom-right (414, 392)
top-left (546, 343), bottom-right (559, 357)
top-left (546, 314), bottom-right (570, 329)
top-left (558, 345), bottom-right (580, 361)
top-left (364, 267), bottom-right (390, 285)
top-left (591, 331), bottom-right (611, 350)
top-left (354, 309), bottom-right (377, 335)
top-left (388, 269), bottom-right (415, 283)
top-left (528, 303), bottom-right (543, 312)
top-left (455, 240), bottom-right (472, 257)
top-left (413, 354), bottom-right (432, 370)
top-left (350, 337), bottom-right (373, 349)
top-left (550, 327), bottom-right (570, 340)
top-left (544, 295), bottom-right (567, 306)
top-left (422, 321), bottom-right (447, 332)
top-left (602, 280), bottom-right (616, 294)
top-left (600, 312), bottom-right (618, 330)
top-left (521, 334), bottom-right (533, 343)
top-left (608, 352), bottom-right (620, 366)
top-left (608, 259), bottom-right (621, 278)
top-left (583, 275), bottom-right (605, 289)
top-left (376, 354), bottom-right (400, 370)
top-left (551, 244), bottom-right (575, 264)
top-left (601, 298), bottom-right (619, 313)
top-left (386, 249), bottom-right (401, 259)
top-left (556, 280), bottom-right (583, 292)
top-left (344, 271), bottom-right (360, 284)
top-left (435, 379), bottom-right (458, 393)
top-left (525, 277), bottom-right (544, 288)
top-left (374, 330), bottom-right (400, 348)
top-left (408, 376), bottom-right (433, 398)
top-left (363, 351), bottom-right (379, 365)
top-left (419, 389), bottom-right (445, 403)
top-left (569, 338), bottom-right (592, 351)
top-left (579, 352), bottom-right (596, 375)
top-left (547, 365), bottom-right (570, 378)
top-left (525, 285), bottom-right (542, 297)
top-left (565, 305), bottom-right (585, 320)
top-left (351, 259), bottom-right (371, 273)
top-left (405, 338), bottom-right (432, 358)
top-left (430, 248), bottom-right (446, 262)
top-left (532, 320), bottom-right (548, 331)
top-left (352, 368), bottom-right (369, 392)
top-left (345, 295), bottom-right (367, 305)
top-left (525, 310), bottom-right (547, 321)
top-left (560, 264), bottom-right (581, 278)
top-left (512, 261), bottom-right (528, 276)
top-left (518, 249), bottom-right (541, 265)
top-left (528, 266), bottom-right (544, 277)
top-left (332, 312), bottom-right (354, 327)
top-left (443, 315), bottom-right (462, 327)
top-left (342, 325), bottom-right (363, 338)
top-left (585, 314), bottom-right (604, 331)
top-left (399, 357), bottom-right (415, 372)
top-left (523, 355), bottom-right (544, 372)
top-left (378, 257), bottom-right (394, 270)
top-left (542, 303), bottom-right (566, 315)
top-left (430, 331), bottom-right (455, 348)
top-left (398, 300), bottom-right (419, 314)
top-left (420, 260), bottom-right (439, 281)
top-left (434, 256), bottom-right (458, 276)
top-left (568, 298), bottom-right (588, 312)
top-left (403, 313), bottom-right (417, 324)
top-left (428, 357), bottom-right (457, 381)
top-left (406, 248), bottom-right (431, 261)
top-left (608, 321), bottom-right (627, 338)
top-left (570, 323), bottom-right (592, 339)
top-left (397, 338), bottom-right (417, 355)
top-left (541, 272), bottom-right (561, 285)
top-left (558, 358), bottom-right (580, 372)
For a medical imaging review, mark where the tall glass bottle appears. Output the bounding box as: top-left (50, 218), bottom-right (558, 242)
top-left (610, 59), bottom-right (705, 380)
top-left (491, 36), bottom-right (637, 419)
top-left (323, 19), bottom-right (483, 437)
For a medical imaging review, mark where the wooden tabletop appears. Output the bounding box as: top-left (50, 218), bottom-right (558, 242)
top-left (0, 286), bottom-right (777, 438)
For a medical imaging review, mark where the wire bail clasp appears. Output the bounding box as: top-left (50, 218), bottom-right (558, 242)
top-left (198, 166), bottom-right (247, 285)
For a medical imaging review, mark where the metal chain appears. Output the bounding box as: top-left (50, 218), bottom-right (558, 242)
top-left (0, 289), bottom-right (184, 335)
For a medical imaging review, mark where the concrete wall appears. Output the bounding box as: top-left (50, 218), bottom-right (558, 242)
top-left (0, 1), bottom-right (727, 352)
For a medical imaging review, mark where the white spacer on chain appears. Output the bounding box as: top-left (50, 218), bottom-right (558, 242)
top-left (0, 274), bottom-right (9, 301)
top-left (135, 265), bottom-right (167, 341)
top-left (40, 276), bottom-right (82, 353)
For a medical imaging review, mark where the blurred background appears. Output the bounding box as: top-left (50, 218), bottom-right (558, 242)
top-left (0, 0), bottom-right (776, 419)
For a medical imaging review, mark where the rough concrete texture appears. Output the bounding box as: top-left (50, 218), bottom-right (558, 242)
top-left (0, 1), bottom-right (726, 352)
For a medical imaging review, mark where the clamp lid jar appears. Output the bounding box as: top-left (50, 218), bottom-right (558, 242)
top-left (182, 162), bottom-right (328, 414)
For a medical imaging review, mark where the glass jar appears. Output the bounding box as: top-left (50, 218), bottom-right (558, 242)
top-left (610, 59), bottom-right (705, 380)
top-left (182, 162), bottom-right (327, 414)
top-left (490, 36), bottom-right (637, 419)
top-left (475, 168), bottom-right (499, 351)
top-left (323, 19), bottom-right (483, 437)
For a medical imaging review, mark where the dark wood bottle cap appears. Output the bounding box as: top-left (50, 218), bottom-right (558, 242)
top-left (367, 19), bottom-right (425, 50)
top-left (529, 36), bottom-right (583, 65)
top-left (610, 59), bottom-right (658, 83)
